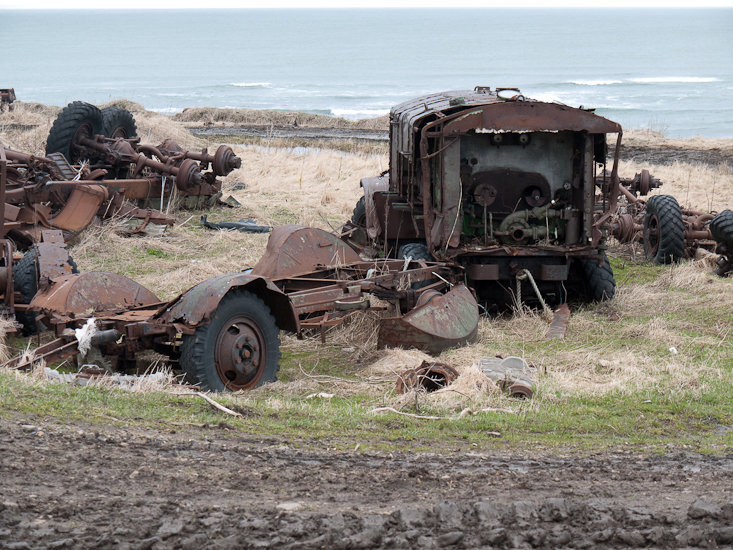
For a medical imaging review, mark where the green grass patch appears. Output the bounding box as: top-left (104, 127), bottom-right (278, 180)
top-left (3, 250), bottom-right (731, 455)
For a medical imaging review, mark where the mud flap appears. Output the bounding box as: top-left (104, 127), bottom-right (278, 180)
top-left (377, 284), bottom-right (479, 355)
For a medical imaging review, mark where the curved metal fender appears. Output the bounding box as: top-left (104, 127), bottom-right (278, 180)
top-left (377, 284), bottom-right (479, 355)
top-left (157, 272), bottom-right (299, 333)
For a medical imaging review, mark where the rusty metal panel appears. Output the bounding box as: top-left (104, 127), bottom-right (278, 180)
top-left (391, 88), bottom-right (501, 157)
top-left (378, 284), bottom-right (479, 355)
top-left (467, 264), bottom-right (499, 281)
top-left (30, 272), bottom-right (160, 315)
top-left (546, 303), bottom-right (571, 339)
top-left (441, 101), bottom-right (621, 136)
top-left (36, 231), bottom-right (73, 285)
top-left (540, 264), bottom-right (570, 281)
top-left (252, 226), bottom-right (361, 279)
top-left (360, 175), bottom-right (389, 239)
top-left (51, 183), bottom-right (108, 233)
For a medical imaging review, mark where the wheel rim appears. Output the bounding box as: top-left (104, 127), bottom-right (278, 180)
top-left (646, 214), bottom-right (660, 257)
top-left (214, 315), bottom-right (267, 390)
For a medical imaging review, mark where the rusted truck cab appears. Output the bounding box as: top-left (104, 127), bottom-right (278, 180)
top-left (359, 87), bottom-right (622, 308)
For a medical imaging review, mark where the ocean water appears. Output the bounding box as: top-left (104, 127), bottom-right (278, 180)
top-left (1, 8), bottom-right (732, 138)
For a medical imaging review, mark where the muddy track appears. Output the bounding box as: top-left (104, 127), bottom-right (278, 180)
top-left (1, 419), bottom-right (731, 549)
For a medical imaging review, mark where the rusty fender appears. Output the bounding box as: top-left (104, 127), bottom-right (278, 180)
top-left (156, 272), bottom-right (299, 334)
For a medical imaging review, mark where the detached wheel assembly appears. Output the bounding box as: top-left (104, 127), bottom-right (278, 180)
top-left (643, 194), bottom-right (684, 264)
top-left (180, 290), bottom-right (281, 392)
top-left (46, 101), bottom-right (103, 163)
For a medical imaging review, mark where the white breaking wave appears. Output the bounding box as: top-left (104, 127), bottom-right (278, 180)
top-left (330, 108), bottom-right (389, 118)
top-left (230, 82), bottom-right (272, 88)
top-left (568, 79), bottom-right (623, 86)
top-left (528, 92), bottom-right (565, 104)
top-left (629, 77), bottom-right (720, 84)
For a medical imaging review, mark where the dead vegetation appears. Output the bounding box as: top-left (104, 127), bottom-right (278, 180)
top-left (173, 106), bottom-right (388, 130)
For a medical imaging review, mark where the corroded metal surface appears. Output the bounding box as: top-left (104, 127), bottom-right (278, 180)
top-left (546, 303), bottom-right (571, 339)
top-left (50, 184), bottom-right (108, 232)
top-left (158, 272), bottom-right (298, 333)
top-left (378, 284), bottom-right (479, 354)
top-left (0, 103), bottom-right (242, 245)
top-left (252, 225), bottom-right (361, 279)
top-left (29, 272), bottom-right (160, 315)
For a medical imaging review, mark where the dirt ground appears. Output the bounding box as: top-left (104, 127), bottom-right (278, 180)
top-left (1, 418), bottom-right (731, 550)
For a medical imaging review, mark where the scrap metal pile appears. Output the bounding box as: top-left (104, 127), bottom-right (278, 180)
top-left (0, 101), bottom-right (242, 334)
top-left (0, 101), bottom-right (241, 245)
top-left (610, 170), bottom-right (732, 276)
top-left (3, 90), bottom-right (732, 394)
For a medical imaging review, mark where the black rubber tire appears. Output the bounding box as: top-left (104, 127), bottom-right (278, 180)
top-left (398, 242), bottom-right (435, 289)
top-left (12, 249), bottom-right (79, 335)
top-left (351, 196), bottom-right (367, 226)
top-left (398, 242), bottom-right (431, 261)
top-left (46, 101), bottom-right (103, 163)
top-left (180, 290), bottom-right (281, 392)
top-left (643, 195), bottom-right (684, 264)
top-left (579, 253), bottom-right (616, 302)
top-left (710, 209), bottom-right (733, 249)
top-left (12, 249), bottom-right (41, 335)
top-left (101, 106), bottom-right (137, 139)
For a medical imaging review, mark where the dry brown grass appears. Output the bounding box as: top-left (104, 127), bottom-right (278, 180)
top-left (173, 106), bottom-right (388, 131)
top-left (69, 216), bottom-right (270, 300)
top-left (619, 159), bottom-right (733, 213)
top-left (0, 102), bottom-right (61, 154)
top-left (264, 259), bottom-right (731, 414)
top-left (220, 145), bottom-right (386, 228)
top-left (623, 128), bottom-right (733, 153)
top-left (0, 316), bottom-right (18, 364)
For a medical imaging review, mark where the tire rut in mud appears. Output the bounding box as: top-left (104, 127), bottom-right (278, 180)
top-left (1, 421), bottom-right (731, 549)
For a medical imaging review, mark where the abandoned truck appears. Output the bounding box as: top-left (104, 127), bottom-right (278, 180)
top-left (342, 87), bottom-right (625, 310)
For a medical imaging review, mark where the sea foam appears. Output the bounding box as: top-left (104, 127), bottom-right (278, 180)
top-left (568, 79), bottom-right (623, 86)
top-left (231, 82), bottom-right (272, 88)
top-left (629, 77), bottom-right (720, 84)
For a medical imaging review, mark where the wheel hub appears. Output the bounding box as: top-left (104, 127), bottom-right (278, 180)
top-left (214, 316), bottom-right (265, 390)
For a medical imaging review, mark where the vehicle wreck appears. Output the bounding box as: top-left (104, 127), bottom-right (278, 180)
top-left (1, 101), bottom-right (242, 246)
top-left (342, 87), bottom-right (624, 310)
top-left (4, 89), bottom-right (731, 392)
